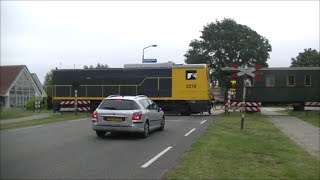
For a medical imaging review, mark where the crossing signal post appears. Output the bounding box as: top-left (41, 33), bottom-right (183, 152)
top-left (72, 82), bottom-right (80, 115)
top-left (230, 79), bottom-right (237, 92)
top-left (229, 64), bottom-right (263, 130)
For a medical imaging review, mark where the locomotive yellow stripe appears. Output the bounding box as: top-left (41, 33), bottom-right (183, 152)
top-left (52, 96), bottom-right (210, 101)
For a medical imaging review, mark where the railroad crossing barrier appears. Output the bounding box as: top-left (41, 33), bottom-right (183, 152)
top-left (59, 100), bottom-right (91, 112)
top-left (229, 102), bottom-right (261, 112)
top-left (244, 102), bottom-right (261, 112)
top-left (305, 102), bottom-right (320, 116)
top-left (305, 102), bottom-right (320, 111)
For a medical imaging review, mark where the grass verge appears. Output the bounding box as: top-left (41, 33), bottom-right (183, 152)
top-left (0, 108), bottom-right (45, 120)
top-left (278, 109), bottom-right (319, 128)
top-left (166, 112), bottom-right (320, 179)
top-left (0, 112), bottom-right (90, 130)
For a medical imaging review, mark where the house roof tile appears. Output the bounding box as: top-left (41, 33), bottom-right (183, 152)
top-left (0, 65), bottom-right (25, 95)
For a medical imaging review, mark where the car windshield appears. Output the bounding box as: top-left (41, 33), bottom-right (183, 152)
top-left (98, 99), bottom-right (141, 110)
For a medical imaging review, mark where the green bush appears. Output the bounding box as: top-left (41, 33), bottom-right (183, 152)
top-left (25, 98), bottom-right (41, 110)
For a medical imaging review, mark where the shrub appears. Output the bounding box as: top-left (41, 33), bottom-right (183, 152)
top-left (25, 98), bottom-right (42, 110)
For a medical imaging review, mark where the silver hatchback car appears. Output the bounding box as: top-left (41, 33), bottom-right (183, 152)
top-left (92, 95), bottom-right (165, 138)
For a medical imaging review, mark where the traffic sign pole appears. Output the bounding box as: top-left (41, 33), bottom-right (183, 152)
top-left (241, 74), bottom-right (246, 130)
top-left (74, 90), bottom-right (78, 115)
top-left (228, 63), bottom-right (263, 130)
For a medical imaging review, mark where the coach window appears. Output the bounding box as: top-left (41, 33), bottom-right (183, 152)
top-left (266, 74), bottom-right (275, 87)
top-left (186, 70), bottom-right (197, 80)
top-left (305, 75), bottom-right (311, 86)
top-left (287, 75), bottom-right (295, 86)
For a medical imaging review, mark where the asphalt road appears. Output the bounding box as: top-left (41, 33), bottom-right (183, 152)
top-left (0, 114), bottom-right (215, 179)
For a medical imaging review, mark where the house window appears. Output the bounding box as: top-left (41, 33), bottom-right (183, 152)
top-left (305, 75), bottom-right (311, 86)
top-left (186, 70), bottom-right (197, 80)
top-left (266, 74), bottom-right (275, 87)
top-left (287, 75), bottom-right (295, 86)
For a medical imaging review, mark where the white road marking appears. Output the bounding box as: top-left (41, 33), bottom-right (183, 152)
top-left (7, 125), bottom-right (42, 132)
top-left (200, 120), bottom-right (207, 124)
top-left (185, 128), bottom-right (196, 136)
top-left (141, 146), bottom-right (172, 168)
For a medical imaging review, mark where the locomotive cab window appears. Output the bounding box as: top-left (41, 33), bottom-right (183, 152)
top-left (305, 75), bottom-right (311, 86)
top-left (287, 75), bottom-right (295, 86)
top-left (186, 70), bottom-right (197, 80)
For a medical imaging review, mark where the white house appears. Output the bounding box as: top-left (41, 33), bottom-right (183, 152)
top-left (0, 65), bottom-right (47, 108)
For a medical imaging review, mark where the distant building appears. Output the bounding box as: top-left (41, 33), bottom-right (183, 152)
top-left (0, 65), bottom-right (47, 108)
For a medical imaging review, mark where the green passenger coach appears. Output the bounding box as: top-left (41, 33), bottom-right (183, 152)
top-left (223, 67), bottom-right (320, 107)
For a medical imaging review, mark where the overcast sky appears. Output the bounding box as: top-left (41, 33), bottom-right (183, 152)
top-left (1, 1), bottom-right (319, 84)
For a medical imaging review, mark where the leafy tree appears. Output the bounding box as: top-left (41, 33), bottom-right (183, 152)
top-left (290, 48), bottom-right (320, 67)
top-left (84, 63), bottom-right (109, 69)
top-left (44, 69), bottom-right (53, 86)
top-left (185, 18), bottom-right (272, 86)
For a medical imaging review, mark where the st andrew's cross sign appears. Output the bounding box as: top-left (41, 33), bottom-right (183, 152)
top-left (227, 63), bottom-right (264, 130)
top-left (229, 63), bottom-right (263, 80)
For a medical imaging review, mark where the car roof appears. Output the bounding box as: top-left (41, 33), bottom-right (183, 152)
top-left (105, 95), bottom-right (147, 101)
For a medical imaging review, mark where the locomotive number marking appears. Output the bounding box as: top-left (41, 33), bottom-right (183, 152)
top-left (186, 84), bottom-right (196, 88)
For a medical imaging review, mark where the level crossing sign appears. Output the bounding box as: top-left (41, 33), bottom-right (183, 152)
top-left (227, 63), bottom-right (263, 130)
top-left (229, 63), bottom-right (263, 80)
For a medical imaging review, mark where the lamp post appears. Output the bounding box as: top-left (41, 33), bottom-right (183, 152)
top-left (142, 44), bottom-right (157, 63)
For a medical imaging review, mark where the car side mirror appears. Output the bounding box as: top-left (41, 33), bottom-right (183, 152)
top-left (158, 107), bottom-right (162, 112)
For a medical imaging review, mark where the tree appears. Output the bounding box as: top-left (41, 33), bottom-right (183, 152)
top-left (84, 63), bottom-right (109, 69)
top-left (185, 18), bottom-right (272, 86)
top-left (44, 69), bottom-right (53, 86)
top-left (290, 48), bottom-right (320, 67)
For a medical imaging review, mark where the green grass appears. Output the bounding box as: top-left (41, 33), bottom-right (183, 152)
top-left (166, 112), bottom-right (320, 180)
top-left (277, 109), bottom-right (320, 128)
top-left (0, 108), bottom-right (43, 120)
top-left (0, 112), bottom-right (90, 130)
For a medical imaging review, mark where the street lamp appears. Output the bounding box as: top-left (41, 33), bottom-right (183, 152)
top-left (142, 44), bottom-right (157, 63)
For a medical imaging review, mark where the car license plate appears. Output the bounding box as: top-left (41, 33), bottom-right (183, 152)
top-left (104, 117), bottom-right (123, 122)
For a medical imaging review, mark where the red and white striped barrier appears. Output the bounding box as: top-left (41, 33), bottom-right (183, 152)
top-left (229, 101), bottom-right (261, 112)
top-left (59, 100), bottom-right (91, 112)
top-left (230, 102), bottom-right (242, 107)
top-left (230, 102), bottom-right (261, 107)
top-left (60, 107), bottom-right (91, 112)
top-left (305, 102), bottom-right (320, 106)
top-left (305, 102), bottom-right (320, 111)
top-left (244, 106), bottom-right (261, 112)
top-left (77, 107), bottom-right (91, 111)
top-left (244, 101), bottom-right (261, 112)
top-left (60, 101), bottom-right (90, 105)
